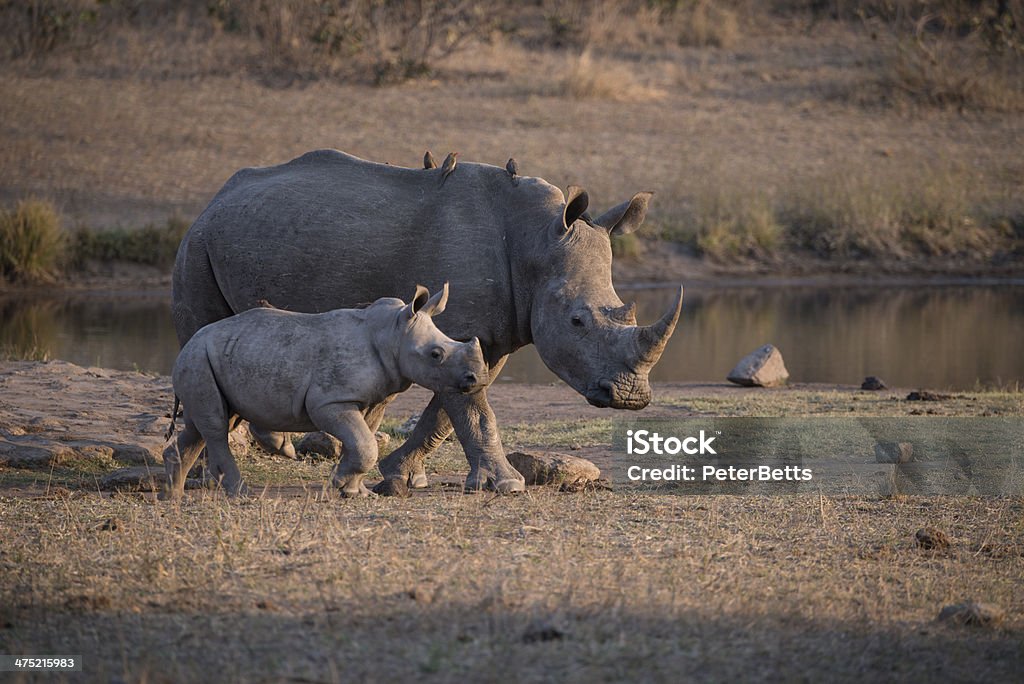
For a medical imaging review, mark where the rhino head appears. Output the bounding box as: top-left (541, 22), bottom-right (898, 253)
top-left (527, 187), bottom-right (682, 410)
top-left (397, 283), bottom-right (489, 395)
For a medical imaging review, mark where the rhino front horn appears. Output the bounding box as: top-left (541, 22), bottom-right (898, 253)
top-left (636, 286), bottom-right (683, 364)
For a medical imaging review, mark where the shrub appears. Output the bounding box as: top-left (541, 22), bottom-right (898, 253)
top-left (70, 216), bottom-right (189, 269)
top-left (0, 199), bottom-right (66, 283)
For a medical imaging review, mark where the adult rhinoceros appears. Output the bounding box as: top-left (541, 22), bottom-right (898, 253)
top-left (172, 149), bottom-right (683, 494)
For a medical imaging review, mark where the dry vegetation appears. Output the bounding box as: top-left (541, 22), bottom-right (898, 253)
top-left (0, 0), bottom-right (1021, 279)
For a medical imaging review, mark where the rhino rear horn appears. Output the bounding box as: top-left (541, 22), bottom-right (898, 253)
top-left (636, 285), bottom-right (683, 364)
top-left (594, 191), bottom-right (654, 236)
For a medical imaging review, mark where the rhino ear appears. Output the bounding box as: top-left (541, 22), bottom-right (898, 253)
top-left (558, 185), bottom-right (590, 235)
top-left (593, 191), bottom-right (654, 236)
top-left (405, 284), bottom-right (431, 320)
top-left (421, 281), bottom-right (449, 317)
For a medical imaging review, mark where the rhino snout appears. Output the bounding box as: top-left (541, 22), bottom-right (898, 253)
top-left (586, 375), bottom-right (652, 410)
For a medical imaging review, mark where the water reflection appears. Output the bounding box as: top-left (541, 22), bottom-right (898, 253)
top-left (1, 285), bottom-right (1022, 389)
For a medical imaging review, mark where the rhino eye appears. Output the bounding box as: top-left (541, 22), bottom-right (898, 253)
top-left (430, 347), bottom-right (445, 361)
top-left (571, 315), bottom-right (584, 328)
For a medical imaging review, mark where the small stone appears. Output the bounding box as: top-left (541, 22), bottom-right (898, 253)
top-left (938, 601), bottom-right (1004, 627)
top-left (522, 621), bottom-right (565, 643)
top-left (507, 451), bottom-right (601, 486)
top-left (915, 527), bottom-right (951, 550)
top-left (861, 376), bottom-right (887, 390)
top-left (100, 517), bottom-right (123, 532)
top-left (727, 344), bottom-right (789, 387)
top-left (875, 442), bottom-right (914, 464)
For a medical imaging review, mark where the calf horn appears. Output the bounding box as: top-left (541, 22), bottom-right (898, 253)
top-left (635, 286), bottom-right (683, 364)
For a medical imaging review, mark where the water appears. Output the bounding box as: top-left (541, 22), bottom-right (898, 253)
top-left (2, 284), bottom-right (1022, 390)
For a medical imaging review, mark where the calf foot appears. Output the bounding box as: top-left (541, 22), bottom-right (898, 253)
top-left (333, 473), bottom-right (374, 498)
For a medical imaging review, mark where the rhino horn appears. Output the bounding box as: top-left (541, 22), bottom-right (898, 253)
top-left (635, 286), bottom-right (683, 364)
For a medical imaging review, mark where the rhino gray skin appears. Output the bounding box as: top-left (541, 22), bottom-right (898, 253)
top-left (172, 149), bottom-right (683, 494)
top-left (162, 284), bottom-right (487, 499)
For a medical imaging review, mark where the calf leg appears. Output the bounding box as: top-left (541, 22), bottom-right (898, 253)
top-left (310, 403), bottom-right (378, 498)
top-left (160, 417), bottom-right (205, 501)
top-left (204, 431), bottom-right (247, 497)
top-left (375, 356), bottom-right (515, 494)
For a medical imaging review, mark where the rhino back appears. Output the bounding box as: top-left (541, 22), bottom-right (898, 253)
top-left (177, 150), bottom-right (561, 357)
top-left (178, 307), bottom-right (391, 429)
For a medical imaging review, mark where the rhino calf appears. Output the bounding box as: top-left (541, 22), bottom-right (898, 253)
top-left (161, 283), bottom-right (486, 499)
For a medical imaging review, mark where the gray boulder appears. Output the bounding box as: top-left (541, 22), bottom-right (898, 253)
top-left (727, 344), bottom-right (789, 387)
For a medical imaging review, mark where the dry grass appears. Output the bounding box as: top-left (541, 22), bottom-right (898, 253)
top-left (561, 49), bottom-right (665, 102)
top-left (0, 490), bottom-right (1021, 681)
top-left (0, 198), bottom-right (66, 283)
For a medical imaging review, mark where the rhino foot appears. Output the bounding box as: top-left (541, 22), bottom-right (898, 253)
top-left (464, 468), bottom-right (526, 494)
top-left (409, 469), bottom-right (429, 489)
top-left (250, 426), bottom-right (297, 459)
top-left (372, 478), bottom-right (411, 498)
top-left (334, 474), bottom-right (374, 498)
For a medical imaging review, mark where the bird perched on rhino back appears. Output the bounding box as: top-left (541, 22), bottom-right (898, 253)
top-left (440, 152), bottom-right (458, 186)
top-left (506, 157), bottom-right (519, 186)
top-left (423, 150), bottom-right (436, 170)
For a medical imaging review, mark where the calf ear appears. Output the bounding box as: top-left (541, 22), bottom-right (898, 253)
top-left (421, 282), bottom-right (449, 317)
top-left (557, 185), bottom-right (590, 236)
top-left (405, 285), bottom-right (431, 319)
top-left (593, 191), bottom-right (653, 236)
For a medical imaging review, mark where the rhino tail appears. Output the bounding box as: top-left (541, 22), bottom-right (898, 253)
top-left (164, 395), bottom-right (181, 442)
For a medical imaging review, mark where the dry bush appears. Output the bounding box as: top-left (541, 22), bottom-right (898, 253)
top-left (561, 49), bottom-right (664, 101)
top-left (0, 199), bottom-right (66, 283)
top-left (675, 0), bottom-right (740, 48)
top-left (0, 0), bottom-right (112, 59)
top-left (780, 168), bottom-right (1012, 259)
top-left (661, 183), bottom-right (782, 260)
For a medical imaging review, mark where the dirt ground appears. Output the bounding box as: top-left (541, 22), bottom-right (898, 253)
top-left (0, 360), bottom-right (1022, 681)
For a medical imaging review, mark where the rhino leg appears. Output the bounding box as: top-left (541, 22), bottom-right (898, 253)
top-left (443, 387), bottom-right (525, 494)
top-left (160, 417), bottom-right (205, 501)
top-left (249, 425), bottom-right (297, 459)
top-left (313, 404), bottom-right (378, 498)
top-left (205, 431), bottom-right (248, 497)
top-left (374, 394), bottom-right (452, 492)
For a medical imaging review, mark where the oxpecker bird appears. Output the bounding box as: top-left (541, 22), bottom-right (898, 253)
top-left (423, 150), bottom-right (437, 169)
top-left (440, 152), bottom-right (458, 186)
top-left (506, 157), bottom-right (519, 186)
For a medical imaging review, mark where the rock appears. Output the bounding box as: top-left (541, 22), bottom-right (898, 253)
top-left (0, 438), bottom-right (73, 468)
top-left (295, 431), bottom-right (342, 460)
top-left (875, 442), bottom-right (914, 464)
top-left (938, 601), bottom-right (1004, 627)
top-left (507, 451), bottom-right (601, 486)
top-left (296, 431), bottom-right (392, 460)
top-left (907, 390), bottom-right (952, 401)
top-left (916, 527), bottom-right (951, 550)
top-left (727, 344), bottom-right (789, 387)
top-left (99, 466), bottom-right (201, 492)
top-left (861, 376), bottom-right (887, 390)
